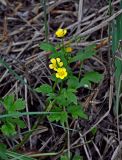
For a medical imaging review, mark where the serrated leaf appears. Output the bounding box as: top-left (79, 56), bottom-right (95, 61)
top-left (60, 112), bottom-right (68, 126)
top-left (68, 105), bottom-right (88, 119)
top-left (39, 42), bottom-right (56, 53)
top-left (56, 94), bottom-right (67, 106)
top-left (47, 93), bottom-right (56, 101)
top-left (66, 89), bottom-right (77, 105)
top-left (49, 51), bottom-right (61, 59)
top-left (35, 84), bottom-right (53, 94)
top-left (1, 123), bottom-right (16, 136)
top-left (48, 108), bottom-right (67, 126)
top-left (56, 89), bottom-right (77, 106)
top-left (84, 71), bottom-right (103, 83)
top-left (70, 45), bottom-right (96, 63)
top-left (3, 95), bottom-right (14, 111)
top-left (12, 99), bottom-right (25, 111)
top-left (16, 119), bottom-right (26, 128)
top-left (79, 71), bottom-right (103, 88)
top-left (8, 98), bottom-right (25, 113)
top-left (48, 107), bottom-right (62, 120)
top-left (67, 76), bottom-right (79, 89)
top-left (79, 78), bottom-right (91, 88)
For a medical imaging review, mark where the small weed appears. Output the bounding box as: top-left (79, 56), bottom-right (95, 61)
top-left (35, 28), bottom-right (103, 126)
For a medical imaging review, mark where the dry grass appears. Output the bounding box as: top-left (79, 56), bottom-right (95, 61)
top-left (0, 0), bottom-right (122, 159)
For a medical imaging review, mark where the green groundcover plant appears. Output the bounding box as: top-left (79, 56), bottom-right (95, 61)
top-left (0, 94), bottom-right (25, 136)
top-left (35, 28), bottom-right (103, 126)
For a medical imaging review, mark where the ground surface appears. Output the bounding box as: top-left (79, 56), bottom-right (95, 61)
top-left (0, 0), bottom-right (122, 160)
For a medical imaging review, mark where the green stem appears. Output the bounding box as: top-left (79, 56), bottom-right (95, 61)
top-left (57, 82), bottom-right (62, 97)
top-left (62, 38), bottom-right (66, 55)
top-left (78, 63), bottom-right (82, 79)
top-left (41, 0), bottom-right (48, 42)
top-left (46, 101), bottom-right (54, 112)
top-left (53, 79), bottom-right (58, 91)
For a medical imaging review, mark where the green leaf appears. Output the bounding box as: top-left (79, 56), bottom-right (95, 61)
top-left (51, 73), bottom-right (58, 82)
top-left (49, 51), bottom-right (61, 59)
top-left (73, 155), bottom-right (83, 160)
top-left (68, 105), bottom-right (88, 119)
top-left (3, 95), bottom-right (14, 111)
top-left (13, 99), bottom-right (25, 111)
top-left (70, 45), bottom-right (96, 63)
top-left (48, 107), bottom-right (67, 126)
top-left (91, 127), bottom-right (97, 135)
top-left (9, 118), bottom-right (26, 129)
top-left (79, 71), bottom-right (103, 88)
top-left (56, 89), bottom-right (77, 106)
top-left (39, 42), bottom-right (56, 53)
top-left (48, 107), bottom-right (61, 120)
top-left (1, 123), bottom-right (16, 136)
top-left (60, 155), bottom-right (69, 160)
top-left (35, 84), bottom-right (53, 94)
top-left (67, 76), bottom-right (79, 89)
top-left (84, 71), bottom-right (103, 83)
top-left (79, 78), bottom-right (91, 88)
top-left (60, 112), bottom-right (68, 126)
top-left (47, 93), bottom-right (56, 101)
top-left (56, 94), bottom-right (67, 106)
top-left (66, 89), bottom-right (77, 105)
top-left (16, 119), bottom-right (26, 128)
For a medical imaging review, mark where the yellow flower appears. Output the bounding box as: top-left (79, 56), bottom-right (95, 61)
top-left (65, 47), bottom-right (73, 53)
top-left (49, 58), bottom-right (63, 71)
top-left (55, 28), bottom-right (67, 38)
top-left (56, 67), bottom-right (68, 79)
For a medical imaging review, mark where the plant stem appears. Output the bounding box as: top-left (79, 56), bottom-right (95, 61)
top-left (78, 63), bottom-right (82, 79)
top-left (41, 0), bottom-right (48, 42)
top-left (53, 79), bottom-right (58, 91)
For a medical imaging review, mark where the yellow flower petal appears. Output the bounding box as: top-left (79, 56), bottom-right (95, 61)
top-left (63, 29), bottom-right (67, 35)
top-left (55, 28), bottom-right (67, 38)
top-left (56, 73), bottom-right (60, 78)
top-left (59, 62), bottom-right (63, 67)
top-left (49, 60), bottom-right (57, 70)
top-left (55, 67), bottom-right (68, 79)
top-left (49, 64), bottom-right (53, 69)
top-left (56, 58), bottom-right (61, 63)
top-left (54, 67), bottom-right (58, 71)
top-left (50, 58), bottom-right (56, 64)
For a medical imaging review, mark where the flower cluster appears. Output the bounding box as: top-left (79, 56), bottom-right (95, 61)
top-left (48, 28), bottom-right (72, 79)
top-left (49, 58), bottom-right (67, 79)
top-left (49, 58), bottom-right (63, 71)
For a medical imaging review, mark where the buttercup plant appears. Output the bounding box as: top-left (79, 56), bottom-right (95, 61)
top-left (36, 28), bottom-right (103, 126)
